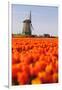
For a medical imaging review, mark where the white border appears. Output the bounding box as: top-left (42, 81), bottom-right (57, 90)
top-left (8, 0), bottom-right (62, 90)
top-left (8, 2), bottom-right (12, 87)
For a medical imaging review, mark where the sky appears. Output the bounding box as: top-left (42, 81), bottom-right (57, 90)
top-left (12, 4), bottom-right (58, 36)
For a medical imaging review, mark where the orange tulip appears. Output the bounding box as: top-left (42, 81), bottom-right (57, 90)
top-left (12, 37), bottom-right (58, 85)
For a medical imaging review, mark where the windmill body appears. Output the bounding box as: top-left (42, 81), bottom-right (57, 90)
top-left (22, 11), bottom-right (32, 35)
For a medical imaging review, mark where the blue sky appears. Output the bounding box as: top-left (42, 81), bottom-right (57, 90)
top-left (12, 4), bottom-right (58, 36)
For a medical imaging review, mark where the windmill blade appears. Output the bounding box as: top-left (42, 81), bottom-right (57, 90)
top-left (31, 24), bottom-right (34, 30)
top-left (30, 10), bottom-right (31, 21)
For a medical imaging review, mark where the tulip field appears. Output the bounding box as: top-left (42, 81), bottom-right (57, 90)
top-left (12, 37), bottom-right (58, 85)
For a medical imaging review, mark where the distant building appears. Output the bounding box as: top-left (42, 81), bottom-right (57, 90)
top-left (43, 34), bottom-right (50, 37)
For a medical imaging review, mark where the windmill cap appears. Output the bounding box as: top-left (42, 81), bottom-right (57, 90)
top-left (23, 11), bottom-right (31, 23)
top-left (23, 19), bottom-right (31, 23)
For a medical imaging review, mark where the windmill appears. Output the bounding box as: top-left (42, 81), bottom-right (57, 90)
top-left (22, 11), bottom-right (34, 35)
